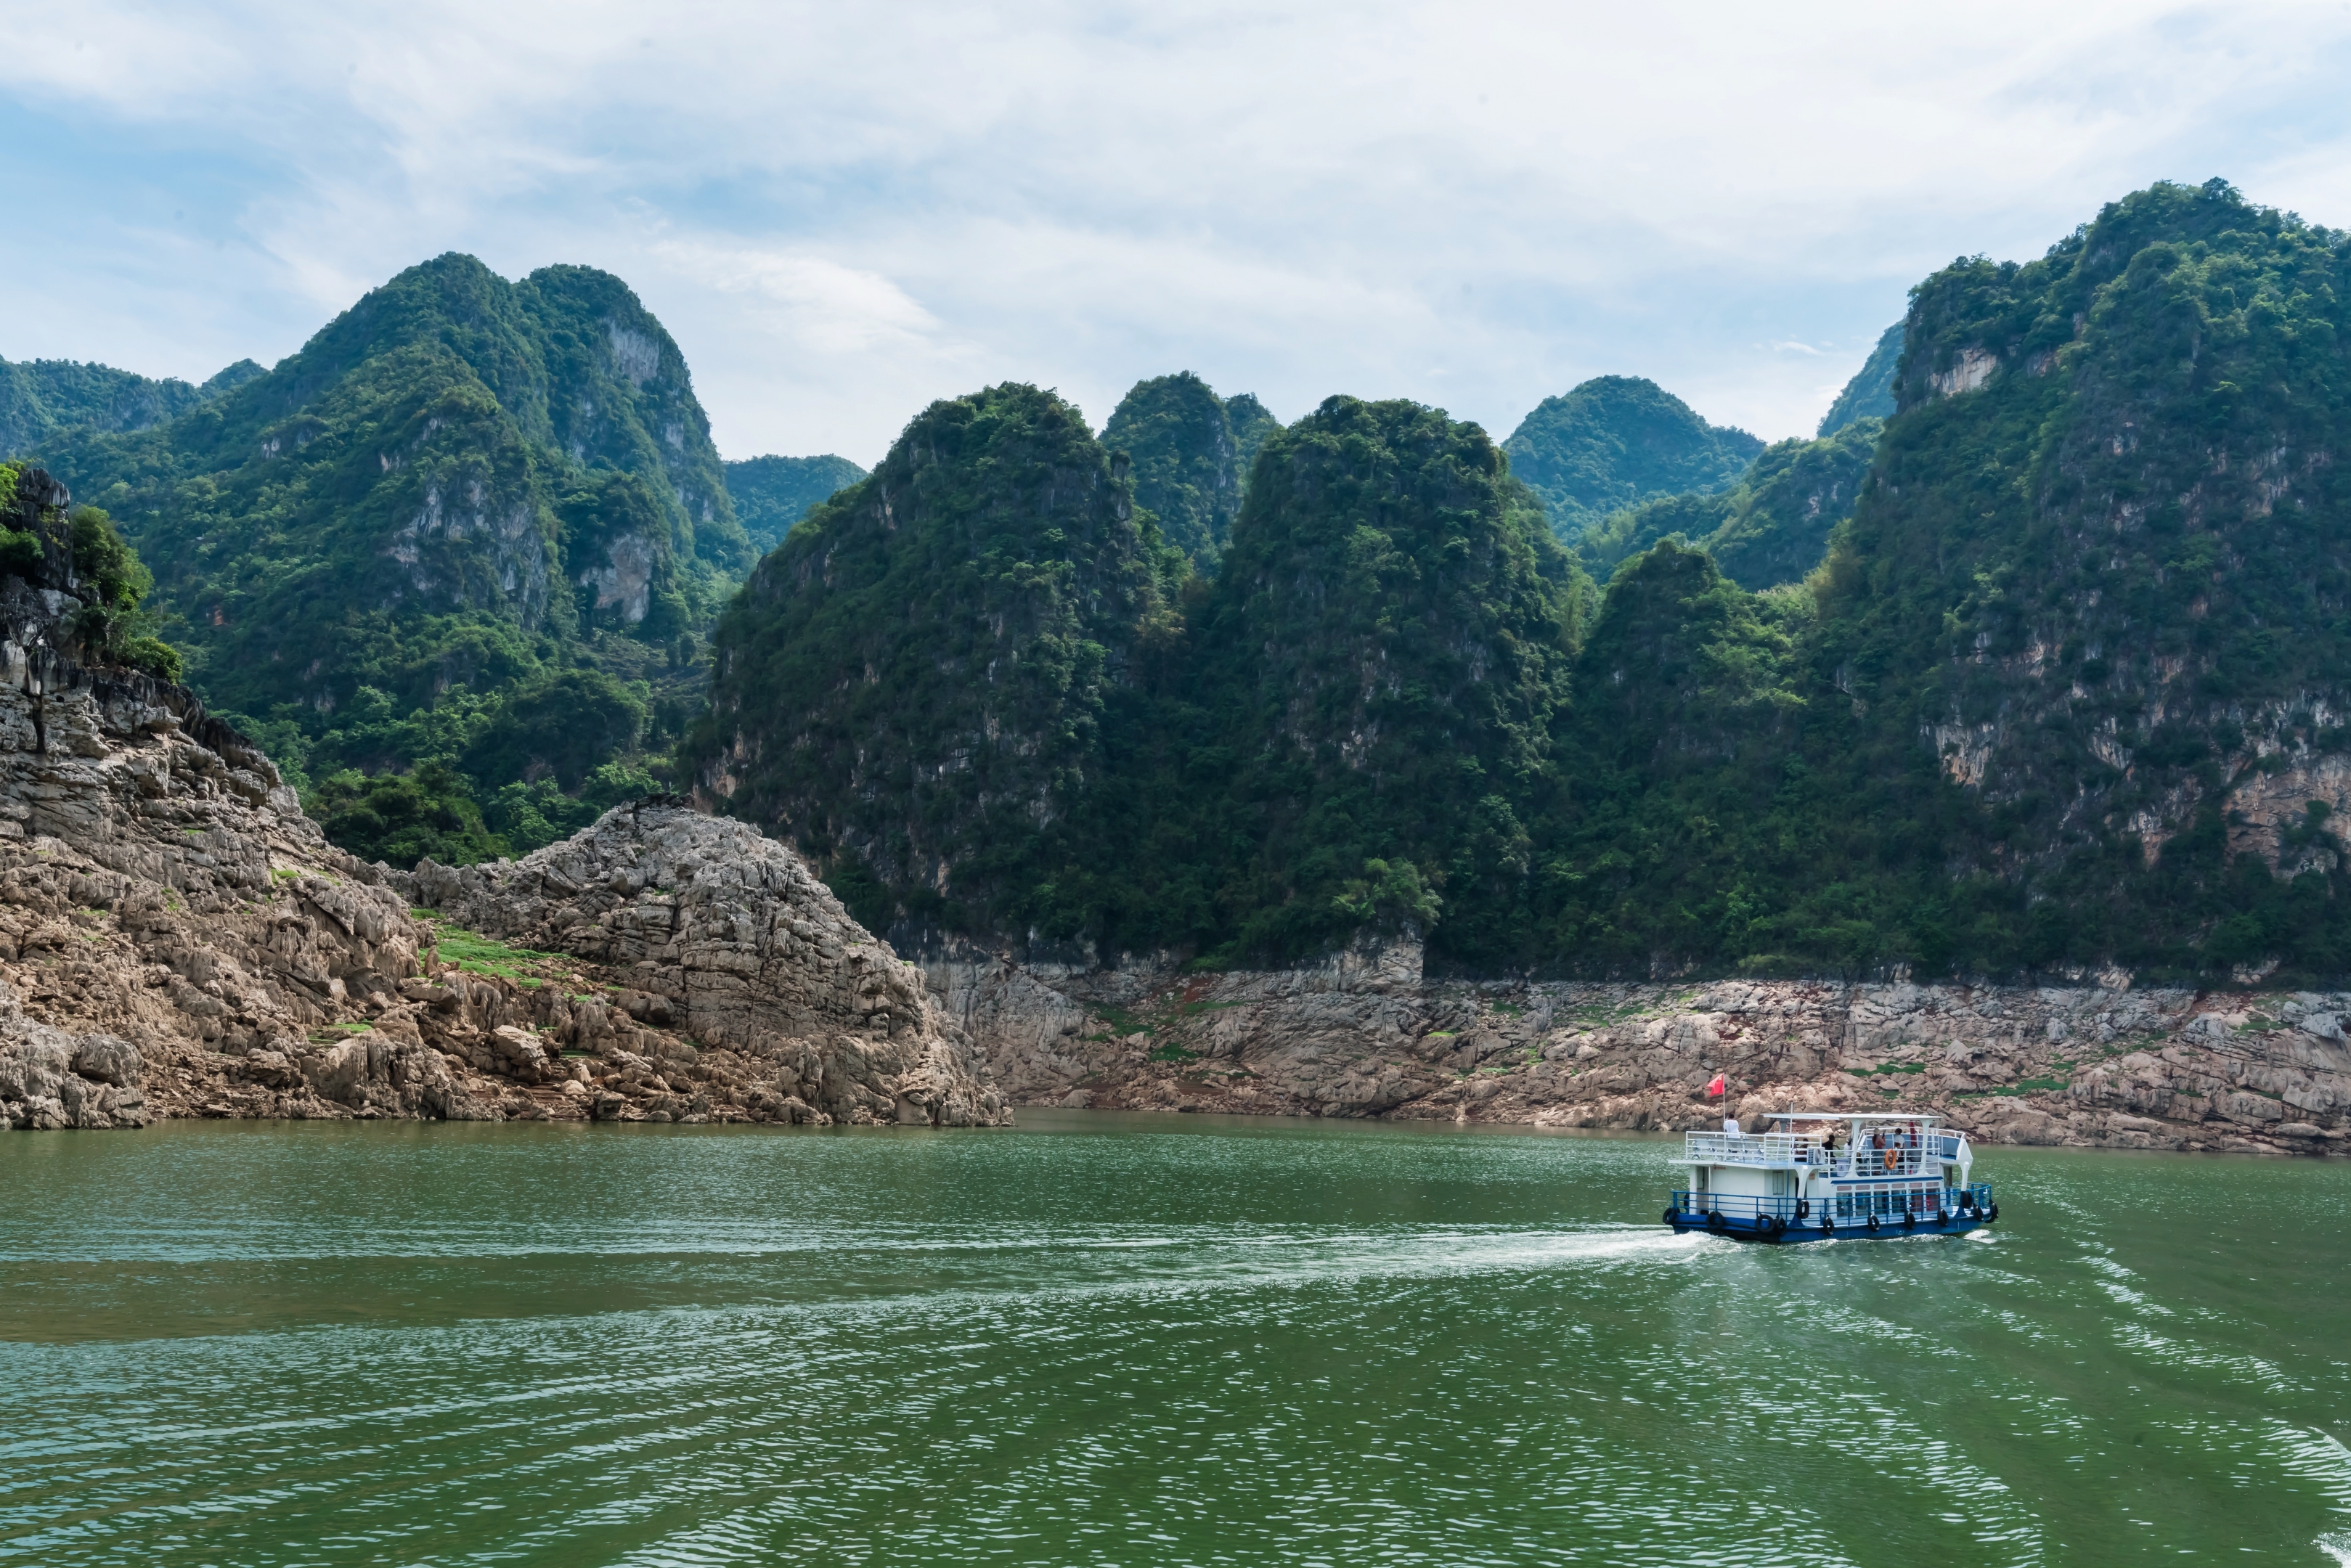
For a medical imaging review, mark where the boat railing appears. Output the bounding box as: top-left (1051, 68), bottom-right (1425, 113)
top-left (1688, 1130), bottom-right (1968, 1175)
top-left (1684, 1132), bottom-right (1821, 1165)
top-left (1834, 1144), bottom-right (1939, 1179)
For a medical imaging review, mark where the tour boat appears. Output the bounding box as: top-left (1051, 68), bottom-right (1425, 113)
top-left (1663, 1112), bottom-right (1997, 1242)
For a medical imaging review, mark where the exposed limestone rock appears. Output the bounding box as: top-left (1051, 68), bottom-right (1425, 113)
top-left (927, 935), bottom-right (2351, 1155)
top-left (396, 801), bottom-right (1007, 1127)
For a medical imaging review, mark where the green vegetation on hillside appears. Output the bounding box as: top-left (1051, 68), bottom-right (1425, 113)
top-left (1225, 394), bottom-right (1281, 477)
top-left (30, 254), bottom-right (746, 862)
top-left (1578, 417), bottom-right (1881, 589)
top-left (725, 453), bottom-right (869, 554)
top-left (1186, 397), bottom-right (1588, 961)
top-left (1817, 324), bottom-right (1902, 436)
top-left (1502, 375), bottom-right (1762, 542)
top-left (696, 181), bottom-right (2351, 987)
top-left (696, 383), bottom-right (1183, 932)
top-left (0, 355), bottom-right (261, 457)
top-left (696, 388), bottom-right (1587, 964)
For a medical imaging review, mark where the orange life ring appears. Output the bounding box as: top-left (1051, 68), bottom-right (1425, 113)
top-left (1881, 1148), bottom-right (1898, 1172)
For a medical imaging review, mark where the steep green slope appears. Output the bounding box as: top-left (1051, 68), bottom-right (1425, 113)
top-left (1804, 177), bottom-right (2351, 977)
top-left (725, 454), bottom-right (868, 554)
top-left (1817, 323), bottom-right (1902, 436)
top-left (1502, 376), bottom-right (1762, 541)
top-left (1577, 417), bottom-right (1881, 590)
top-left (1531, 179), bottom-right (2351, 983)
top-left (33, 254), bottom-right (745, 859)
top-left (1190, 396), bottom-right (1589, 963)
top-left (696, 383), bottom-right (1181, 931)
top-left (1705, 418), bottom-right (1880, 589)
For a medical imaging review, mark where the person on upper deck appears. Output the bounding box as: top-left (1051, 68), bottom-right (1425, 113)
top-left (1722, 1113), bottom-right (1740, 1138)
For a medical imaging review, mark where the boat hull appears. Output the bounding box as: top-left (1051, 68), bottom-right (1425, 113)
top-left (1667, 1211), bottom-right (1993, 1244)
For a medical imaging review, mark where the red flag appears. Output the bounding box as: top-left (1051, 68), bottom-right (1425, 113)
top-left (1706, 1073), bottom-right (1727, 1098)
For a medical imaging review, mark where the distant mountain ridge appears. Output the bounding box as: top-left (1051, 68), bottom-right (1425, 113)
top-left (725, 454), bottom-right (869, 555)
top-left (1502, 375), bottom-right (1762, 541)
top-left (1101, 372), bottom-right (1284, 570)
top-left (0, 354), bottom-right (262, 458)
top-left (1576, 417), bottom-right (1881, 589)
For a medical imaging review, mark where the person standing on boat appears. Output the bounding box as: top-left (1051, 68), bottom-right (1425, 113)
top-left (1708, 1071), bottom-right (1737, 1139)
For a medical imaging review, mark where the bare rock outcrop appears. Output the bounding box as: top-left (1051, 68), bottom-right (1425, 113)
top-left (399, 801), bottom-right (1007, 1127)
top-left (0, 467), bottom-right (1003, 1133)
top-left (929, 934), bottom-right (2351, 1155)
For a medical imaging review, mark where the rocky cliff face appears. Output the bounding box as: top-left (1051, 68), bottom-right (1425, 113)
top-left (0, 475), bottom-right (1005, 1132)
top-left (400, 801), bottom-right (1007, 1127)
top-left (928, 936), bottom-right (2351, 1155)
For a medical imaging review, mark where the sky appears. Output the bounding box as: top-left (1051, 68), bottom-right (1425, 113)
top-left (6, 2), bottom-right (2351, 466)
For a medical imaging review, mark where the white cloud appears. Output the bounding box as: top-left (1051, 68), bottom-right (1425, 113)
top-left (2, 1), bottom-right (2350, 454)
top-left (651, 242), bottom-right (941, 355)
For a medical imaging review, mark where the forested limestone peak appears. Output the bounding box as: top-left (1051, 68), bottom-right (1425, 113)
top-left (30, 253), bottom-right (744, 865)
top-left (695, 383), bottom-right (1183, 934)
top-left (1808, 177), bottom-right (2351, 973)
top-left (1191, 395), bottom-right (1588, 961)
top-left (1502, 375), bottom-right (1763, 542)
top-left (1224, 393), bottom-right (1281, 476)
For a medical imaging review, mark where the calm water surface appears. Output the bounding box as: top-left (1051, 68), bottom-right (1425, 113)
top-left (2, 1111), bottom-right (2348, 1565)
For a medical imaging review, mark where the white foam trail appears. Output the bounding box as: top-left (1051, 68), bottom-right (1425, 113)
top-left (2271, 1421), bottom-right (2351, 1565)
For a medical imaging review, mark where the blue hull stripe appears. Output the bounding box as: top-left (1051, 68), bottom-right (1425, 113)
top-left (1667, 1215), bottom-right (1989, 1244)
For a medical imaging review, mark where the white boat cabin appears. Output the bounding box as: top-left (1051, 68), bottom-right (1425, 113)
top-left (1671, 1111), bottom-right (1981, 1228)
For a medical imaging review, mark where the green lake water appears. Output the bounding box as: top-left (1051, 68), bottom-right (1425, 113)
top-left (3, 1111), bottom-right (2348, 1566)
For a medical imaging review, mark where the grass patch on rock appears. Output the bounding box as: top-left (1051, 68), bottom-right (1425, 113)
top-left (417, 915), bottom-right (563, 983)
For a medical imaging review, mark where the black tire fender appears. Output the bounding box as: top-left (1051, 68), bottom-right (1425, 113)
top-left (1664, 1207), bottom-right (1680, 1226)
top-left (1796, 1199), bottom-right (1810, 1220)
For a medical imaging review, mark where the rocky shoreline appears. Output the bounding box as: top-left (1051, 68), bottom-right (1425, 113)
top-left (928, 935), bottom-right (2351, 1156)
